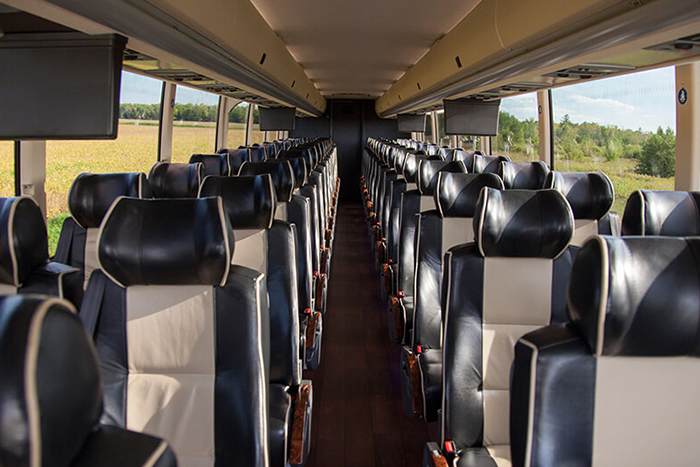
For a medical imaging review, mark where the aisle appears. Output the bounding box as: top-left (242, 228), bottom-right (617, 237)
top-left (304, 203), bottom-right (435, 467)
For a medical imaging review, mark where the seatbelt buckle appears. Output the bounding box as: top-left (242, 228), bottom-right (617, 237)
top-left (444, 441), bottom-right (455, 453)
top-left (416, 345), bottom-right (423, 355)
top-left (398, 290), bottom-right (404, 297)
top-left (303, 308), bottom-right (311, 315)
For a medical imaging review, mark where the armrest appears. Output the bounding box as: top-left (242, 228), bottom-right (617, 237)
top-left (21, 261), bottom-right (83, 309)
top-left (289, 383), bottom-right (313, 466)
top-left (305, 311), bottom-right (321, 350)
top-left (403, 347), bottom-right (424, 415)
top-left (314, 273), bottom-right (326, 312)
top-left (423, 442), bottom-right (449, 467)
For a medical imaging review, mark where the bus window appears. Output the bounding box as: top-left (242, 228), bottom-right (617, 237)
top-left (171, 85), bottom-right (218, 162)
top-left (227, 102), bottom-right (248, 148)
top-left (44, 71), bottom-right (162, 254)
top-left (496, 93), bottom-right (539, 161)
top-left (250, 105), bottom-right (265, 144)
top-left (551, 67), bottom-right (675, 213)
top-left (0, 142), bottom-right (14, 198)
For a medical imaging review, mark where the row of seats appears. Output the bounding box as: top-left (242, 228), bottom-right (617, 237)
top-left (362, 137), bottom-right (700, 466)
top-left (0, 137), bottom-right (340, 467)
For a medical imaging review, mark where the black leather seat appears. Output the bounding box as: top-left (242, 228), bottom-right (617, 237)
top-left (80, 197), bottom-right (270, 466)
top-left (510, 235), bottom-right (700, 467)
top-left (497, 161), bottom-right (549, 189)
top-left (0, 196), bottom-right (82, 307)
top-left (424, 188), bottom-right (577, 467)
top-left (622, 189), bottom-right (700, 235)
top-left (54, 172), bottom-right (152, 287)
top-left (545, 171), bottom-right (617, 244)
top-left (189, 153), bottom-right (232, 176)
top-left (473, 154), bottom-right (510, 174)
top-left (199, 174), bottom-right (313, 467)
top-left (148, 162), bottom-right (203, 198)
top-left (400, 172), bottom-right (502, 419)
top-left (217, 147), bottom-right (249, 175)
top-left (248, 144), bottom-right (268, 162)
top-left (0, 295), bottom-right (176, 467)
top-left (239, 160), bottom-right (322, 369)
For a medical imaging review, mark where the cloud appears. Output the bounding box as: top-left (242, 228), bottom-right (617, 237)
top-left (569, 94), bottom-right (638, 112)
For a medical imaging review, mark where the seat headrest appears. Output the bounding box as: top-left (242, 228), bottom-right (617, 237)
top-left (199, 175), bottom-right (276, 230)
top-left (622, 190), bottom-right (700, 236)
top-left (545, 171), bottom-right (614, 220)
top-left (148, 162), bottom-right (203, 198)
top-left (402, 153), bottom-right (428, 183)
top-left (0, 295), bottom-right (101, 467)
top-left (498, 161), bottom-right (549, 189)
top-left (568, 236), bottom-right (700, 357)
top-left (0, 197), bottom-right (48, 286)
top-left (436, 173), bottom-right (504, 218)
top-left (277, 155), bottom-right (307, 190)
top-left (189, 154), bottom-right (229, 177)
top-left (68, 172), bottom-right (152, 229)
top-left (98, 197), bottom-right (233, 287)
top-left (417, 160), bottom-right (468, 196)
top-left (238, 160), bottom-right (295, 203)
top-left (219, 148), bottom-right (249, 175)
top-left (248, 145), bottom-right (267, 162)
top-left (474, 188), bottom-right (573, 258)
top-left (473, 154), bottom-right (510, 174)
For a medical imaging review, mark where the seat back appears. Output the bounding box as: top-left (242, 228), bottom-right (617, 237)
top-left (148, 162), bottom-right (203, 198)
top-left (57, 172), bottom-right (152, 286)
top-left (85, 197), bottom-right (270, 467)
top-left (511, 236), bottom-right (700, 467)
top-left (189, 153), bottom-right (231, 176)
top-left (622, 189), bottom-right (700, 236)
top-left (441, 188), bottom-right (575, 461)
top-left (473, 154), bottom-right (510, 174)
top-left (498, 161), bottom-right (549, 189)
top-left (417, 160), bottom-right (468, 196)
top-left (545, 171), bottom-right (615, 245)
top-left (218, 148), bottom-right (249, 175)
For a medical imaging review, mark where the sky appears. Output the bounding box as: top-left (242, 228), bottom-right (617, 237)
top-left (121, 65), bottom-right (677, 133)
top-left (500, 66), bottom-right (676, 133)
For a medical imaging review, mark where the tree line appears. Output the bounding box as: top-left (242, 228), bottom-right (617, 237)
top-left (493, 111), bottom-right (676, 177)
top-left (119, 103), bottom-right (258, 123)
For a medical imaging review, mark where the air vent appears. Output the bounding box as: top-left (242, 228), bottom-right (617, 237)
top-left (291, 80), bottom-right (295, 88)
top-left (417, 82), bottom-right (421, 90)
top-left (455, 56), bottom-right (462, 68)
top-left (645, 33), bottom-right (700, 53)
top-left (544, 63), bottom-right (635, 80)
top-left (260, 53), bottom-right (267, 65)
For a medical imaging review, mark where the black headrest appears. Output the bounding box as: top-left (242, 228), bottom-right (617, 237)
top-left (68, 172), bottom-right (152, 229)
top-left (622, 190), bottom-right (700, 236)
top-left (238, 160), bottom-right (295, 203)
top-left (473, 154), bottom-right (510, 174)
top-left (474, 188), bottom-right (573, 258)
top-left (417, 160), bottom-right (467, 195)
top-left (98, 197), bottom-right (233, 287)
top-left (436, 173), bottom-right (504, 218)
top-left (218, 148), bottom-right (249, 175)
top-left (148, 162), bottom-right (203, 198)
top-left (403, 152), bottom-right (428, 183)
top-left (189, 154), bottom-right (229, 177)
top-left (568, 236), bottom-right (700, 357)
top-left (498, 161), bottom-right (549, 189)
top-left (545, 171), bottom-right (614, 220)
top-left (0, 295), bottom-right (102, 466)
top-left (199, 175), bottom-right (276, 230)
top-left (277, 155), bottom-right (308, 190)
top-left (0, 197), bottom-right (48, 286)
top-left (248, 145), bottom-right (267, 162)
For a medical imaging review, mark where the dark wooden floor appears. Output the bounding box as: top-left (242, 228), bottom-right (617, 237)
top-left (304, 203), bottom-right (437, 467)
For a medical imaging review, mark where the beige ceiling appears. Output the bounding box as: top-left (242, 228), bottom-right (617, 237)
top-left (250, 0), bottom-right (481, 98)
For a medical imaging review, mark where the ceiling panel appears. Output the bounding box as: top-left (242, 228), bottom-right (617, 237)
top-left (250, 0), bottom-right (481, 98)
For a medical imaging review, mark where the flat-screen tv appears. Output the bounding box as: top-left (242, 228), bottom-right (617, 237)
top-left (444, 99), bottom-right (501, 136)
top-left (0, 32), bottom-right (126, 140)
top-left (258, 106), bottom-right (296, 131)
top-left (397, 114), bottom-right (426, 133)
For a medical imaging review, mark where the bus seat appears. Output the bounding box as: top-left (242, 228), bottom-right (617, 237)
top-left (473, 154), bottom-right (510, 174)
top-left (401, 173), bottom-right (503, 419)
top-left (622, 189), bottom-right (700, 236)
top-left (189, 153), bottom-right (232, 176)
top-left (248, 144), bottom-right (268, 162)
top-left (497, 161), bottom-right (549, 189)
top-left (218, 147), bottom-right (249, 175)
top-left (0, 295), bottom-right (178, 467)
top-left (425, 188), bottom-right (576, 467)
top-left (545, 171), bottom-right (615, 244)
top-left (1, 196), bottom-right (82, 307)
top-left (81, 197), bottom-right (270, 467)
top-left (510, 235), bottom-right (700, 467)
top-left (55, 172), bottom-right (152, 287)
top-left (148, 161), bottom-right (203, 198)
top-left (199, 175), bottom-right (313, 467)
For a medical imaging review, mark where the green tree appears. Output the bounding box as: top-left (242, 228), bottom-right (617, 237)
top-left (635, 127), bottom-right (675, 177)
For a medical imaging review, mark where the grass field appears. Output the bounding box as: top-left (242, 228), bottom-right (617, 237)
top-left (0, 124), bottom-right (673, 254)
